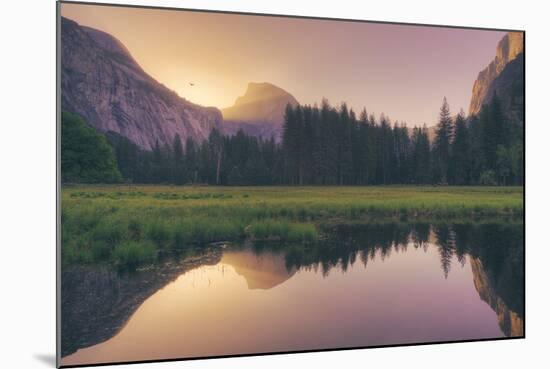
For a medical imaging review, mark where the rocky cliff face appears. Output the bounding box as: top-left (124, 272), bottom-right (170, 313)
top-left (482, 52), bottom-right (524, 124)
top-left (470, 257), bottom-right (524, 337)
top-left (61, 17), bottom-right (222, 150)
top-left (221, 82), bottom-right (299, 141)
top-left (468, 32), bottom-right (524, 119)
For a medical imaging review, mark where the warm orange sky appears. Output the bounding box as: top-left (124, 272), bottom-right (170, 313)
top-left (61, 2), bottom-right (506, 127)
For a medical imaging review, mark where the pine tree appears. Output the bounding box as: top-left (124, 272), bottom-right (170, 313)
top-left (294, 104), bottom-right (306, 185)
top-left (481, 92), bottom-right (507, 178)
top-left (434, 97), bottom-right (454, 184)
top-left (468, 114), bottom-right (484, 184)
top-left (411, 125), bottom-right (431, 184)
top-left (336, 103), bottom-right (351, 184)
top-left (151, 139), bottom-right (163, 183)
top-left (282, 103), bottom-right (298, 184)
top-left (357, 108), bottom-right (370, 184)
top-left (378, 114), bottom-right (392, 184)
top-left (310, 104), bottom-right (324, 184)
top-left (173, 134), bottom-right (183, 162)
top-left (301, 105), bottom-right (314, 184)
top-left (172, 133), bottom-right (185, 184)
top-left (449, 110), bottom-right (470, 184)
top-left (320, 99), bottom-right (338, 184)
top-left (366, 114), bottom-right (378, 184)
top-left (185, 137), bottom-right (198, 184)
top-left (208, 128), bottom-right (224, 185)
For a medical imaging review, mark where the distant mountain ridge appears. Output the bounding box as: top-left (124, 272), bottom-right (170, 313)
top-left (61, 17), bottom-right (222, 150)
top-left (221, 82), bottom-right (299, 141)
top-left (469, 32), bottom-right (524, 120)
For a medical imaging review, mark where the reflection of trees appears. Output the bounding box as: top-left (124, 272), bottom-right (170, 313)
top-left (282, 222), bottom-right (522, 287)
top-left (280, 223), bottom-right (436, 277)
top-left (282, 223), bottom-right (415, 277)
top-left (411, 223), bottom-right (430, 251)
top-left (275, 221), bottom-right (524, 337)
top-left (453, 223), bottom-right (470, 267)
top-left (433, 225), bottom-right (456, 278)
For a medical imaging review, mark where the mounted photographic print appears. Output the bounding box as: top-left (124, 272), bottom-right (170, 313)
top-left (57, 1), bottom-right (525, 367)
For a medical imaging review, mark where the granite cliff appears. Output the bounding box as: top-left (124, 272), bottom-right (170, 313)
top-left (61, 17), bottom-right (222, 150)
top-left (469, 32), bottom-right (524, 123)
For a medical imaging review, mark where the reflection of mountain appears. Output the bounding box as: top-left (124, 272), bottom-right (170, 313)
top-left (470, 257), bottom-right (524, 337)
top-left (221, 248), bottom-right (296, 289)
top-left (61, 17), bottom-right (222, 150)
top-left (61, 250), bottom-right (221, 357)
top-left (221, 82), bottom-right (299, 141)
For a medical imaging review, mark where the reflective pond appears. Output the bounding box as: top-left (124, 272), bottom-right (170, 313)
top-left (61, 222), bottom-right (524, 366)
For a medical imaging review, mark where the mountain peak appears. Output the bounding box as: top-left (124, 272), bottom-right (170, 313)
top-left (468, 32), bottom-right (524, 116)
top-left (221, 82), bottom-right (298, 141)
top-left (232, 82), bottom-right (298, 108)
top-left (495, 32), bottom-right (524, 71)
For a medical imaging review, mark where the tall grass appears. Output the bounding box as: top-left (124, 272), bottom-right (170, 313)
top-left (61, 185), bottom-right (523, 268)
top-left (248, 220), bottom-right (317, 242)
top-left (112, 240), bottom-right (156, 267)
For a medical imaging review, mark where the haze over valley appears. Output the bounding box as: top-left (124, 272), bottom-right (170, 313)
top-left (61, 3), bottom-right (517, 144)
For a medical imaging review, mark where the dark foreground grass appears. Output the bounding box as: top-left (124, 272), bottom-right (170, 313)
top-left (61, 185), bottom-right (523, 267)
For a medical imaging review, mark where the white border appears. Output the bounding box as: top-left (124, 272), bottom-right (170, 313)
top-left (2, 1), bottom-right (547, 369)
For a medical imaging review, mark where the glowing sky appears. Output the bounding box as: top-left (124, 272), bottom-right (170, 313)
top-left (61, 3), bottom-right (506, 127)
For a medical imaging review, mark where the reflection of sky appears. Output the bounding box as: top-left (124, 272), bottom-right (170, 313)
top-left (62, 244), bottom-right (503, 366)
top-left (60, 3), bottom-right (507, 126)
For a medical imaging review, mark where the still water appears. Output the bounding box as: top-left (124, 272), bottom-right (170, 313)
top-left (61, 223), bottom-right (523, 366)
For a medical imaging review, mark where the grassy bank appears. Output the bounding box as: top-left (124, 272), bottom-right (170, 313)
top-left (61, 185), bottom-right (523, 267)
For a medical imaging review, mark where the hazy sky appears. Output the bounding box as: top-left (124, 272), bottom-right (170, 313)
top-left (61, 3), bottom-right (506, 127)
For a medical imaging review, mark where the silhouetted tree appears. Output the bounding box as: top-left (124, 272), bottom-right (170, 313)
top-left (450, 110), bottom-right (471, 184)
top-left (433, 97), bottom-right (454, 184)
top-left (172, 133), bottom-right (186, 184)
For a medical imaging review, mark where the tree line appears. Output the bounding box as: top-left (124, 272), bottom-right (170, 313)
top-left (281, 95), bottom-right (522, 186)
top-left (105, 128), bottom-right (283, 185)
top-left (62, 93), bottom-right (523, 186)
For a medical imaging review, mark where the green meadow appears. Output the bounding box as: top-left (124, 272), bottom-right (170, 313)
top-left (61, 185), bottom-right (523, 267)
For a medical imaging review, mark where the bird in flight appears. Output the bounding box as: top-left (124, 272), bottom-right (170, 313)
top-left (189, 82), bottom-right (195, 86)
